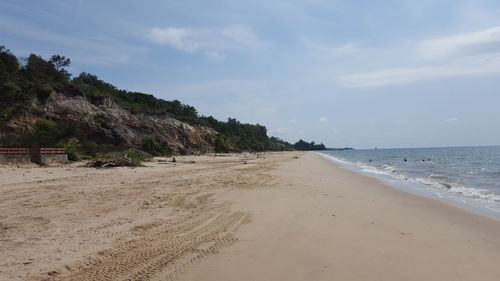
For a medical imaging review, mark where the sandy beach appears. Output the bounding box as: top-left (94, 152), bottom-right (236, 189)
top-left (1, 152), bottom-right (500, 281)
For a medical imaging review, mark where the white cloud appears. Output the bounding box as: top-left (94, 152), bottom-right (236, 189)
top-left (445, 117), bottom-right (459, 122)
top-left (289, 118), bottom-right (297, 123)
top-left (147, 25), bottom-right (264, 56)
top-left (319, 117), bottom-right (328, 122)
top-left (334, 26), bottom-right (500, 88)
top-left (337, 55), bottom-right (500, 88)
top-left (149, 27), bottom-right (195, 52)
top-left (419, 26), bottom-right (500, 59)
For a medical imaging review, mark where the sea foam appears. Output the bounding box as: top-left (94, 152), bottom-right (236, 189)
top-left (317, 148), bottom-right (500, 218)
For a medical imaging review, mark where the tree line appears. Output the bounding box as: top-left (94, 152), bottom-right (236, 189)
top-left (293, 139), bottom-right (327, 151)
top-left (0, 46), bottom-right (302, 153)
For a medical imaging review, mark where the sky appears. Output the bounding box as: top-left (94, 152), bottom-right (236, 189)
top-left (1, 0), bottom-right (500, 149)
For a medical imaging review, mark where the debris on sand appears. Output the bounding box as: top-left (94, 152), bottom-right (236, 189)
top-left (84, 158), bottom-right (141, 168)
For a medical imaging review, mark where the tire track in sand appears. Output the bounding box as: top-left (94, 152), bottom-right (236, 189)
top-left (39, 208), bottom-right (248, 281)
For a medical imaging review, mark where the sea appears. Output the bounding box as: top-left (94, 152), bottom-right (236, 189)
top-left (318, 146), bottom-right (500, 220)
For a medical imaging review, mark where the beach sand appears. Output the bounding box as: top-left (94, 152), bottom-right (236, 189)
top-left (1, 152), bottom-right (500, 280)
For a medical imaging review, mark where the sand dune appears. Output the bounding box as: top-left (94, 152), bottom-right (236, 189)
top-left (1, 152), bottom-right (500, 281)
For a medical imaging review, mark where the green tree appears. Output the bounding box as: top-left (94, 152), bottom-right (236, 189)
top-left (23, 53), bottom-right (71, 86)
top-left (50, 55), bottom-right (71, 81)
top-left (50, 55), bottom-right (70, 71)
top-left (0, 46), bottom-right (20, 82)
top-left (0, 46), bottom-right (25, 120)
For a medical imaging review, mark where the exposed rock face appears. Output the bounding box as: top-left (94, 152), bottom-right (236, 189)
top-left (1, 91), bottom-right (218, 153)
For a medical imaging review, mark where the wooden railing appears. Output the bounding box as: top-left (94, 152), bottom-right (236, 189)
top-left (31, 148), bottom-right (66, 155)
top-left (0, 148), bottom-right (30, 155)
top-left (0, 148), bottom-right (66, 155)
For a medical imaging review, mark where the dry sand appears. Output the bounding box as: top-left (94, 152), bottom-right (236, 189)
top-left (1, 152), bottom-right (500, 280)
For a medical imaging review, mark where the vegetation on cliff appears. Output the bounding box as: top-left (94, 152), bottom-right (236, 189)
top-left (0, 46), bottom-right (294, 154)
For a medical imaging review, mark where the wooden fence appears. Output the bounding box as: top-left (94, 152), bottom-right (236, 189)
top-left (0, 148), bottom-right (66, 155)
top-left (31, 148), bottom-right (66, 155)
top-left (0, 148), bottom-right (30, 155)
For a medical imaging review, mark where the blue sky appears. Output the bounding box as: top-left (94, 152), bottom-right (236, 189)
top-left (2, 0), bottom-right (500, 148)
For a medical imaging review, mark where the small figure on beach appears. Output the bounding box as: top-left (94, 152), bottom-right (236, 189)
top-left (172, 157), bottom-right (176, 163)
top-left (404, 158), bottom-right (407, 162)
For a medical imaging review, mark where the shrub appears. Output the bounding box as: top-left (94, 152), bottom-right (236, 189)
top-left (63, 142), bottom-right (79, 161)
top-left (214, 135), bottom-right (229, 153)
top-left (32, 119), bottom-right (75, 146)
top-left (79, 141), bottom-right (99, 157)
top-left (35, 83), bottom-right (52, 102)
top-left (0, 82), bottom-right (26, 120)
top-left (141, 136), bottom-right (172, 156)
top-left (0, 102), bottom-right (24, 120)
top-left (127, 149), bottom-right (145, 163)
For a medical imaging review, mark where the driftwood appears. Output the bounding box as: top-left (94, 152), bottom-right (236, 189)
top-left (84, 158), bottom-right (140, 168)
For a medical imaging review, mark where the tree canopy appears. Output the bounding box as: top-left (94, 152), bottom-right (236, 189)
top-left (293, 139), bottom-right (326, 151)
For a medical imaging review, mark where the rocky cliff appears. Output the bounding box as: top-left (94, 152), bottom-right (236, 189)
top-left (0, 46), bottom-right (293, 155)
top-left (1, 91), bottom-right (218, 154)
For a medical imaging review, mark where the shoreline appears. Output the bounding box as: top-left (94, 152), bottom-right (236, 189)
top-left (316, 151), bottom-right (500, 221)
top-left (314, 151), bottom-right (500, 223)
top-left (1, 152), bottom-right (500, 280)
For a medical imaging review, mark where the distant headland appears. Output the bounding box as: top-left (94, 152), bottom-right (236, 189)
top-left (327, 147), bottom-right (355, 151)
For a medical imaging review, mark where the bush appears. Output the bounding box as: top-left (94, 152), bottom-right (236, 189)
top-left (0, 81), bottom-right (21, 94)
top-left (32, 120), bottom-right (73, 145)
top-left (127, 149), bottom-right (145, 163)
top-left (79, 141), bottom-right (99, 157)
top-left (35, 83), bottom-right (52, 102)
top-left (141, 136), bottom-right (172, 156)
top-left (0, 82), bottom-right (26, 120)
top-left (0, 102), bottom-right (24, 120)
top-left (63, 142), bottom-right (79, 161)
top-left (214, 135), bottom-right (229, 153)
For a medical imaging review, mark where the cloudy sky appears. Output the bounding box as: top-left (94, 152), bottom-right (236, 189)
top-left (2, 0), bottom-right (500, 148)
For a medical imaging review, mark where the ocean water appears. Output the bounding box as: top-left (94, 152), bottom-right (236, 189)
top-left (318, 146), bottom-right (500, 219)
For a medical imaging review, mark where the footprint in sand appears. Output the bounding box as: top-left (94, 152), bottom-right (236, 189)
top-left (398, 231), bottom-right (412, 238)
